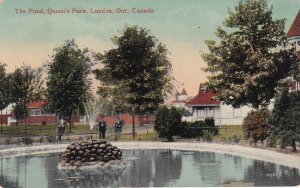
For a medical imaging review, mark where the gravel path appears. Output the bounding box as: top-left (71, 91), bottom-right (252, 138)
top-left (0, 141), bottom-right (299, 169)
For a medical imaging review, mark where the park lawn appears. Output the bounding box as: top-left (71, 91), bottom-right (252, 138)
top-left (214, 125), bottom-right (244, 140)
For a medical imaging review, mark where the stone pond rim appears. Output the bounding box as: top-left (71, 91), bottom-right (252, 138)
top-left (59, 139), bottom-right (123, 168)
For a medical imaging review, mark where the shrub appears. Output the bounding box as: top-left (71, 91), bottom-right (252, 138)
top-left (46, 135), bottom-right (56, 143)
top-left (5, 137), bottom-right (12, 145)
top-left (204, 118), bottom-right (218, 135)
top-left (265, 136), bottom-right (276, 148)
top-left (243, 109), bottom-right (270, 146)
top-left (228, 134), bottom-right (241, 144)
top-left (21, 136), bottom-right (33, 145)
top-left (202, 130), bottom-right (214, 142)
top-left (154, 106), bottom-right (182, 141)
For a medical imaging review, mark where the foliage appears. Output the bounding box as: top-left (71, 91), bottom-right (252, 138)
top-left (46, 135), bottom-right (56, 143)
top-left (154, 106), bottom-right (182, 141)
top-left (269, 88), bottom-right (300, 151)
top-left (0, 62), bottom-right (11, 133)
top-left (21, 136), bottom-right (33, 145)
top-left (94, 25), bottom-right (173, 115)
top-left (227, 134), bottom-right (242, 144)
top-left (202, 130), bottom-right (214, 142)
top-left (46, 39), bottom-right (92, 132)
top-left (0, 62), bottom-right (11, 112)
top-left (10, 64), bottom-right (44, 121)
top-left (179, 118), bottom-right (218, 138)
top-left (243, 108), bottom-right (270, 145)
top-left (202, 0), bottom-right (299, 109)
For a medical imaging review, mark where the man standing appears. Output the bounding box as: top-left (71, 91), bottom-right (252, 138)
top-left (98, 115), bottom-right (107, 139)
top-left (57, 115), bottom-right (66, 142)
top-left (114, 117), bottom-right (123, 140)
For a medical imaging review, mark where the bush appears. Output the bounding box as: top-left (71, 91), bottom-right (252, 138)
top-left (21, 136), bottom-right (33, 145)
top-left (5, 137), bottom-right (12, 145)
top-left (46, 135), bottom-right (56, 143)
top-left (179, 118), bottom-right (218, 138)
top-left (228, 134), bottom-right (241, 144)
top-left (265, 136), bottom-right (276, 148)
top-left (154, 106), bottom-right (182, 141)
top-left (243, 109), bottom-right (270, 145)
top-left (202, 130), bottom-right (214, 142)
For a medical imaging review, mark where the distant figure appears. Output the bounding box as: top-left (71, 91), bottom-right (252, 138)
top-left (98, 116), bottom-right (107, 139)
top-left (114, 117), bottom-right (123, 140)
top-left (57, 115), bottom-right (66, 142)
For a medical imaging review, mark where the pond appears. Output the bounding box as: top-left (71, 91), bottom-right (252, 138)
top-left (0, 149), bottom-right (299, 187)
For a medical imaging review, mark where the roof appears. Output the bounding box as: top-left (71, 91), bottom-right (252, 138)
top-left (181, 88), bottom-right (187, 95)
top-left (287, 10), bottom-right (300, 38)
top-left (185, 90), bottom-right (220, 106)
top-left (27, 101), bottom-right (48, 109)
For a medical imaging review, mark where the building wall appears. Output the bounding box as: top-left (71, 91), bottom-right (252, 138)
top-left (188, 104), bottom-right (253, 125)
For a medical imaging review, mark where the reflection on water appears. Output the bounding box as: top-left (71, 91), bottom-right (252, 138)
top-left (0, 149), bottom-right (299, 187)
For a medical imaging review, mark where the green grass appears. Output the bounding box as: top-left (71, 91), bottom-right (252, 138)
top-left (214, 125), bottom-right (244, 140)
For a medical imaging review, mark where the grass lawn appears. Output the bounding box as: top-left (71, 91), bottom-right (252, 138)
top-left (0, 124), bottom-right (244, 144)
top-left (215, 125), bottom-right (244, 140)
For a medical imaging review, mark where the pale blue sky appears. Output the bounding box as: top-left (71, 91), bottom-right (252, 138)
top-left (0, 0), bottom-right (299, 95)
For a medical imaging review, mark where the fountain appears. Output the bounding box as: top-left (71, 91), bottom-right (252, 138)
top-left (58, 139), bottom-right (124, 169)
top-left (83, 100), bottom-right (98, 139)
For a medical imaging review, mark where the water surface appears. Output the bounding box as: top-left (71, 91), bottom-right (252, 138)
top-left (0, 149), bottom-right (299, 187)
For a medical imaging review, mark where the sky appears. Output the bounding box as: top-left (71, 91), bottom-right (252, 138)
top-left (0, 0), bottom-right (299, 96)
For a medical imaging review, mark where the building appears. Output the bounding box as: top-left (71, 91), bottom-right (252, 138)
top-left (185, 84), bottom-right (253, 125)
top-left (287, 10), bottom-right (300, 92)
top-left (169, 89), bottom-right (191, 108)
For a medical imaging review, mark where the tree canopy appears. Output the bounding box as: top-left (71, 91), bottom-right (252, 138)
top-left (269, 87), bottom-right (300, 152)
top-left (46, 39), bottom-right (92, 132)
top-left (94, 25), bottom-right (173, 115)
top-left (10, 64), bottom-right (44, 121)
top-left (202, 0), bottom-right (299, 109)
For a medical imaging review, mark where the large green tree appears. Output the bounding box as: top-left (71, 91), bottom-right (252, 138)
top-left (10, 64), bottom-right (44, 131)
top-left (94, 26), bottom-right (173, 138)
top-left (269, 87), bottom-right (300, 152)
top-left (0, 62), bottom-right (11, 133)
top-left (202, 0), bottom-right (299, 109)
top-left (47, 39), bottom-right (92, 132)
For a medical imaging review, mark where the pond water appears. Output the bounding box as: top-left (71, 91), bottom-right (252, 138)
top-left (0, 149), bottom-right (299, 187)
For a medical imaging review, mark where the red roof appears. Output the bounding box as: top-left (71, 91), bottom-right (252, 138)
top-left (185, 90), bottom-right (220, 106)
top-left (287, 10), bottom-right (300, 38)
top-left (27, 101), bottom-right (48, 109)
top-left (181, 88), bottom-right (187, 95)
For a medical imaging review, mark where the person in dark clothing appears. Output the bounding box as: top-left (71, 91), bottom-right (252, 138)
top-left (114, 117), bottom-right (123, 140)
top-left (57, 115), bottom-right (66, 142)
top-left (98, 116), bottom-right (107, 139)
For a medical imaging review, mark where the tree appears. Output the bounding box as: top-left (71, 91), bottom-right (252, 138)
top-left (154, 106), bottom-right (182, 141)
top-left (10, 64), bottom-right (44, 131)
top-left (269, 87), bottom-right (300, 152)
top-left (0, 62), bottom-right (11, 133)
top-left (94, 25), bottom-right (173, 138)
top-left (47, 39), bottom-right (92, 132)
top-left (243, 108), bottom-right (270, 145)
top-left (202, 0), bottom-right (299, 109)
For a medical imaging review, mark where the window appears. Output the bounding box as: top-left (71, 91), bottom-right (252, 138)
top-left (197, 109), bottom-right (205, 118)
top-left (30, 109), bottom-right (41, 116)
top-left (207, 107), bottom-right (215, 117)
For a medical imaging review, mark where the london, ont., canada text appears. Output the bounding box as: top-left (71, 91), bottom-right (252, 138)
top-left (14, 8), bottom-right (154, 15)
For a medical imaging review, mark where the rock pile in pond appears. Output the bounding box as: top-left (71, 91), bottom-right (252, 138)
top-left (60, 140), bottom-right (122, 168)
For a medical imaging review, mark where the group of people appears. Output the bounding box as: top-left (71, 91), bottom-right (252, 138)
top-left (97, 116), bottom-right (123, 140)
top-left (56, 115), bottom-right (124, 142)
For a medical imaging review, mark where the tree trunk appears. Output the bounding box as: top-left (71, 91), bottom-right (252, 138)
top-left (132, 114), bottom-right (135, 139)
top-left (291, 139), bottom-right (297, 152)
top-left (0, 110), bottom-right (2, 134)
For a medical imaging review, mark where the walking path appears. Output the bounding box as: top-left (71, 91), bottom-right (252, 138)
top-left (0, 141), bottom-right (299, 169)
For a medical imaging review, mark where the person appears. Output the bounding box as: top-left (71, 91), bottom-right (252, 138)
top-left (114, 117), bottom-right (123, 140)
top-left (57, 115), bottom-right (66, 142)
top-left (98, 116), bottom-right (107, 139)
